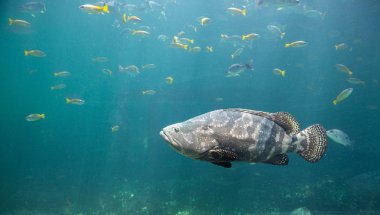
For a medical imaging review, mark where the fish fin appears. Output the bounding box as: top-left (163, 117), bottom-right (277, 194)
top-left (272, 112), bottom-right (300, 135)
top-left (227, 108), bottom-right (273, 119)
top-left (281, 32), bottom-right (285, 39)
top-left (295, 124), bottom-right (327, 163)
top-left (321, 12), bottom-right (327, 20)
top-left (263, 154), bottom-right (289, 165)
top-left (8, 18), bottom-right (13, 25)
top-left (201, 19), bottom-right (206, 26)
top-left (252, 111), bottom-right (273, 119)
top-left (102, 4), bottom-right (109, 13)
top-left (122, 13), bottom-right (127, 24)
top-left (211, 162), bottom-right (232, 168)
top-left (209, 148), bottom-right (238, 161)
top-left (118, 65), bottom-right (124, 72)
top-left (332, 99), bottom-right (337, 105)
top-left (285, 43), bottom-right (290, 48)
top-left (39, 114), bottom-right (45, 119)
top-left (24, 50), bottom-right (28, 56)
top-left (241, 9), bottom-right (247, 16)
top-left (281, 70), bottom-right (286, 77)
top-left (66, 98), bottom-right (71, 104)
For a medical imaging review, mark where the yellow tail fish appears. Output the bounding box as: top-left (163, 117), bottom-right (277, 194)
top-left (333, 88), bottom-right (353, 105)
top-left (273, 68), bottom-right (286, 77)
top-left (79, 4), bottom-right (109, 14)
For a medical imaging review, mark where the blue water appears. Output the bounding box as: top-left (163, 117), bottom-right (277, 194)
top-left (1, 0), bottom-right (380, 214)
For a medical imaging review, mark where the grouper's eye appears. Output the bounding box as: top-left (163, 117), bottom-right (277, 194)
top-left (174, 127), bottom-right (179, 133)
top-left (202, 125), bottom-right (213, 130)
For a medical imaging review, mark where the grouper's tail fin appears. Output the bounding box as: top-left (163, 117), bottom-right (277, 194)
top-left (294, 124), bottom-right (327, 163)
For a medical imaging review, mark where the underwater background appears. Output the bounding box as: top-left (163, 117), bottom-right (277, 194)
top-left (1, 0), bottom-right (380, 214)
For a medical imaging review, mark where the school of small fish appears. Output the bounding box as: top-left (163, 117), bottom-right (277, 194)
top-left (11, 0), bottom-right (368, 151)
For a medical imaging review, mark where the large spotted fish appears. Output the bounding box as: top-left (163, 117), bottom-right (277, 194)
top-left (160, 109), bottom-right (327, 168)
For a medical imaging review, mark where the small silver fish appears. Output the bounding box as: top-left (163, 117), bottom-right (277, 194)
top-left (327, 129), bottom-right (352, 147)
top-left (141, 64), bottom-right (156, 70)
top-left (24, 50), bottom-right (46, 57)
top-left (157, 34), bottom-right (169, 42)
top-left (336, 64), bottom-right (353, 76)
top-left (79, 4), bottom-right (109, 14)
top-left (304, 10), bottom-right (326, 20)
top-left (221, 34), bottom-right (252, 48)
top-left (92, 57), bottom-right (108, 63)
top-left (267, 25), bottom-right (285, 39)
top-left (148, 1), bottom-right (162, 10)
top-left (335, 43), bottom-right (349, 51)
top-left (285, 41), bottom-right (308, 48)
top-left (347, 77), bottom-right (365, 85)
top-left (142, 90), bottom-right (156, 95)
top-left (66, 98), bottom-right (85, 105)
top-left (25, 113), bottom-right (45, 122)
top-left (8, 18), bottom-right (31, 28)
top-left (119, 65), bottom-right (140, 76)
top-left (50, 84), bottom-right (66, 90)
top-left (226, 60), bottom-right (253, 77)
top-left (333, 88), bottom-right (353, 105)
top-left (111, 125), bottom-right (120, 133)
top-left (21, 2), bottom-right (46, 17)
top-left (231, 48), bottom-right (244, 59)
top-left (54, 71), bottom-right (71, 77)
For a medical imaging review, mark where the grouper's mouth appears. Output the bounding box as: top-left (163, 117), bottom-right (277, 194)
top-left (159, 130), bottom-right (181, 149)
top-left (159, 130), bottom-right (203, 160)
top-left (159, 130), bottom-right (170, 142)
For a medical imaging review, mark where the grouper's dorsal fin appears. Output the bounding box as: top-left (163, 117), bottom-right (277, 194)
top-left (263, 154), bottom-right (289, 166)
top-left (226, 109), bottom-right (300, 135)
top-left (272, 112), bottom-right (300, 135)
top-left (226, 108), bottom-right (273, 119)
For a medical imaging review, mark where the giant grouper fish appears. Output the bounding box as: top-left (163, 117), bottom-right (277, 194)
top-left (160, 108), bottom-right (327, 168)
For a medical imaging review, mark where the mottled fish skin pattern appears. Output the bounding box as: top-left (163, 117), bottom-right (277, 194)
top-left (161, 109), bottom-right (297, 163)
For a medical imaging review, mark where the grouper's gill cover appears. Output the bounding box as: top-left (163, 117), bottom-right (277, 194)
top-left (160, 108), bottom-right (327, 168)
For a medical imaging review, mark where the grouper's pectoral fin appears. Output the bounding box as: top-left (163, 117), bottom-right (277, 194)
top-left (263, 154), bottom-right (289, 166)
top-left (209, 148), bottom-right (238, 161)
top-left (211, 162), bottom-right (232, 168)
top-left (208, 148), bottom-right (238, 168)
